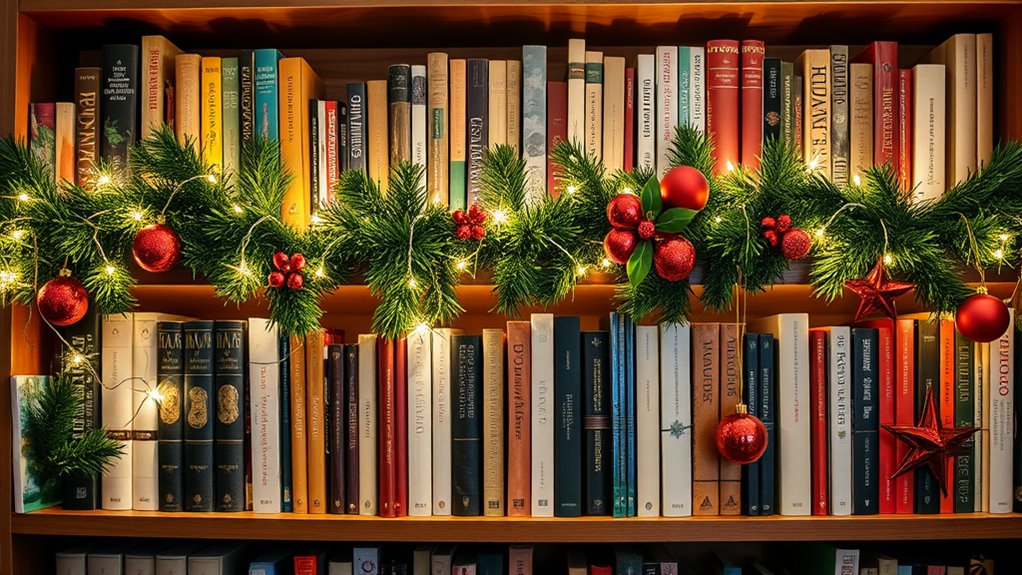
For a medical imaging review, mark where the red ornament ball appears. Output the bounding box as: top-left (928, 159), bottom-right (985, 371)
top-left (637, 220), bottom-right (656, 240)
top-left (132, 223), bottom-right (181, 273)
top-left (290, 253), bottom-right (306, 272)
top-left (273, 251), bottom-right (291, 272)
top-left (603, 229), bottom-right (638, 265)
top-left (37, 274), bottom-right (89, 326)
top-left (776, 214), bottom-right (792, 233)
top-left (781, 228), bottom-right (812, 260)
top-left (606, 193), bottom-right (643, 229)
top-left (653, 236), bottom-right (696, 282)
top-left (660, 166), bottom-right (709, 211)
top-left (956, 292), bottom-right (1011, 343)
top-left (287, 272), bottom-right (305, 290)
top-left (267, 271), bottom-right (286, 288)
top-left (716, 411), bottom-right (769, 464)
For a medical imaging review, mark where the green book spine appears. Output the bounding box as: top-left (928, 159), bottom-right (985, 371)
top-left (955, 330), bottom-right (974, 513)
top-left (184, 320), bottom-right (215, 512)
top-left (914, 319), bottom-right (940, 514)
top-left (450, 161), bottom-right (466, 210)
top-left (677, 46), bottom-right (691, 127)
top-left (553, 316), bottom-right (582, 517)
top-left (221, 57), bottom-right (240, 178)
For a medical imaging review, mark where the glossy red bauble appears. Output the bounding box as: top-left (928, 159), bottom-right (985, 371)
top-left (716, 411), bottom-right (769, 464)
top-left (290, 253), bottom-right (306, 272)
top-left (132, 223), bottom-right (181, 273)
top-left (956, 292), bottom-right (1011, 343)
top-left (781, 228), bottom-right (812, 260)
top-left (273, 251), bottom-right (291, 272)
top-left (286, 272), bottom-right (305, 290)
top-left (660, 166), bottom-right (709, 211)
top-left (603, 229), bottom-right (638, 265)
top-left (606, 194), bottom-right (643, 229)
top-left (653, 236), bottom-right (696, 282)
top-left (37, 274), bottom-right (89, 326)
top-left (267, 271), bottom-right (286, 288)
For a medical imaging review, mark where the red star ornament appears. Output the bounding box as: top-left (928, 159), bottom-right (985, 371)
top-left (882, 385), bottom-right (977, 497)
top-left (844, 257), bottom-right (915, 322)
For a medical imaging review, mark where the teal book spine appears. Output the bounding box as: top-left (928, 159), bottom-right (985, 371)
top-left (553, 316), bottom-right (582, 516)
top-left (183, 320), bottom-right (215, 512)
top-left (758, 333), bottom-right (776, 515)
top-left (677, 46), bottom-right (691, 126)
top-left (522, 45), bottom-right (547, 203)
top-left (624, 314), bottom-right (636, 516)
top-left (742, 333), bottom-right (760, 515)
top-left (221, 57), bottom-right (240, 177)
top-left (609, 312), bottom-right (627, 517)
top-left (254, 49), bottom-right (283, 142)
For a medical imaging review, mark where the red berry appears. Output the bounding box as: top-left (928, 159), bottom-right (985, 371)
top-left (272, 251), bottom-right (290, 271)
top-left (455, 225), bottom-right (472, 240)
top-left (470, 225), bottom-right (486, 240)
top-left (761, 216), bottom-right (776, 229)
top-left (290, 253), bottom-right (306, 272)
top-left (286, 272), bottom-right (304, 290)
top-left (452, 209), bottom-right (467, 224)
top-left (764, 229), bottom-right (778, 247)
top-left (781, 228), bottom-right (811, 260)
top-left (637, 220), bottom-right (656, 240)
top-left (776, 214), bottom-right (792, 233)
top-left (267, 271), bottom-right (286, 288)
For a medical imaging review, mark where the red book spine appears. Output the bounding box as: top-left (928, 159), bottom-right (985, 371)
top-left (938, 318), bottom-right (955, 513)
top-left (895, 318), bottom-right (915, 513)
top-left (547, 81), bottom-right (567, 197)
top-left (378, 337), bottom-right (397, 517)
top-left (325, 100), bottom-right (339, 204)
top-left (857, 319), bottom-right (897, 514)
top-left (589, 566), bottom-right (613, 575)
top-left (624, 67), bottom-right (635, 172)
top-left (853, 42), bottom-right (899, 173)
top-left (740, 40), bottom-right (765, 170)
top-left (898, 69), bottom-right (912, 193)
top-left (706, 39), bottom-right (740, 174)
top-left (394, 337), bottom-right (408, 517)
top-left (809, 330), bottom-right (828, 515)
top-left (294, 556), bottom-right (318, 575)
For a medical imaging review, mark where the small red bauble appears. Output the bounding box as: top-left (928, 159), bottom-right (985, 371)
top-left (956, 292), bottom-right (1011, 343)
top-left (660, 166), bottom-right (709, 211)
top-left (37, 273), bottom-right (89, 326)
top-left (287, 272), bottom-right (305, 290)
top-left (603, 229), bottom-right (638, 265)
top-left (606, 194), bottom-right (643, 229)
top-left (716, 411), bottom-right (769, 464)
top-left (455, 225), bottom-right (472, 240)
top-left (761, 216), bottom-right (776, 229)
top-left (776, 214), bottom-right (792, 233)
top-left (267, 271), bottom-right (286, 288)
top-left (471, 225), bottom-right (486, 240)
top-left (132, 223), bottom-right (181, 273)
top-left (763, 229), bottom-right (778, 247)
top-left (781, 228), bottom-right (811, 260)
top-left (290, 253), bottom-right (306, 272)
top-left (637, 220), bottom-right (656, 240)
top-left (653, 236), bottom-right (696, 282)
top-left (273, 251), bottom-right (291, 272)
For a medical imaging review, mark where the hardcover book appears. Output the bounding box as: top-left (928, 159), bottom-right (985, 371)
top-left (635, 325), bottom-right (661, 516)
top-left (466, 59), bottom-right (489, 205)
top-left (856, 319), bottom-right (898, 514)
top-left (850, 62), bottom-right (874, 182)
top-left (689, 47), bottom-right (706, 134)
top-left (183, 320), bottom-right (215, 512)
top-left (531, 313), bottom-right (555, 516)
top-left (482, 328), bottom-right (505, 516)
top-left (239, 51), bottom-right (254, 146)
top-left (927, 34), bottom-right (977, 187)
top-left (200, 56), bottom-right (223, 168)
top-left (914, 316), bottom-right (941, 513)
top-left (427, 53), bottom-right (450, 205)
top-left (567, 39), bottom-right (586, 146)
top-left (254, 49), bottom-right (283, 141)
top-left (175, 53), bottom-right (202, 151)
top-left (986, 308), bottom-right (1014, 513)
top-left (852, 328), bottom-right (879, 515)
top-left (522, 45), bottom-right (547, 204)
top-left (853, 42), bottom-right (899, 173)
top-left (554, 316), bottom-right (583, 517)
top-left (358, 334), bottom-right (378, 515)
top-left (367, 80), bottom-right (389, 193)
top-left (624, 66), bottom-right (635, 172)
top-left (141, 35), bottom-right (182, 137)
top-left (328, 344), bottom-right (346, 515)
top-left (378, 337), bottom-right (398, 517)
top-left (452, 334), bottom-right (483, 516)
top-left (977, 33), bottom-right (994, 167)
top-left (101, 312), bottom-right (133, 510)
top-left (221, 57), bottom-right (241, 177)
top-left (763, 58), bottom-right (783, 142)
top-left (809, 329), bottom-right (829, 515)
top-left (507, 59), bottom-right (521, 155)
top-left (347, 83), bottom-right (367, 173)
top-left (305, 330), bottom-right (327, 513)
top-left (584, 51), bottom-right (603, 161)
top-left (956, 329), bottom-right (975, 513)
top-left (830, 45), bottom-right (850, 188)
top-left (412, 64), bottom-right (427, 168)
top-left (691, 323), bottom-right (720, 516)
top-left (507, 321), bottom-right (531, 516)
top-left (546, 81), bottom-right (567, 196)
top-left (797, 48), bottom-right (831, 178)
top-left (101, 44), bottom-right (139, 181)
top-left (157, 320), bottom-right (185, 511)
top-left (248, 318), bottom-right (281, 513)
top-left (431, 328), bottom-right (461, 515)
top-left (636, 53), bottom-right (655, 172)
top-left (602, 56), bottom-right (625, 172)
top-left (719, 323), bottom-right (742, 515)
top-left (655, 46), bottom-right (677, 177)
top-left (583, 330), bottom-right (611, 515)
top-left (740, 40), bottom-right (765, 170)
top-left (278, 57), bottom-right (325, 228)
top-left (388, 64), bottom-right (412, 167)
top-left (408, 329), bottom-right (433, 516)
top-left (11, 375), bottom-right (59, 513)
top-left (759, 333), bottom-right (776, 515)
top-left (344, 344), bottom-right (360, 513)
top-left (706, 39), bottom-right (740, 174)
top-left (742, 333), bottom-right (761, 515)
top-left (279, 335), bottom-right (293, 512)
top-left (74, 67), bottom-right (101, 188)
top-left (820, 326), bottom-right (852, 516)
top-left (911, 64), bottom-right (946, 202)
top-left (899, 69), bottom-right (913, 195)
top-left (449, 59), bottom-right (467, 209)
top-left (214, 320), bottom-right (246, 512)
top-left (488, 60), bottom-right (508, 147)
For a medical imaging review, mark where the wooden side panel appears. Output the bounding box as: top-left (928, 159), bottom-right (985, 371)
top-left (1000, 8), bottom-right (1022, 140)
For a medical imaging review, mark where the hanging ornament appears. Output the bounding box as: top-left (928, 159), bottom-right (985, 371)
top-left (716, 406), bottom-right (769, 464)
top-left (884, 385), bottom-right (977, 497)
top-left (653, 236), bottom-right (696, 282)
top-left (659, 165), bottom-right (709, 211)
top-left (780, 228), bottom-right (811, 260)
top-left (603, 229), bottom-right (638, 265)
top-left (606, 193), bottom-right (643, 229)
top-left (956, 290), bottom-right (1010, 343)
top-left (452, 204), bottom-right (488, 240)
top-left (37, 270), bottom-right (89, 326)
top-left (844, 257), bottom-right (915, 322)
top-left (132, 222), bottom-right (181, 273)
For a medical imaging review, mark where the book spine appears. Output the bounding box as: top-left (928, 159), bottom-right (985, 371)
top-left (306, 331), bottom-right (328, 513)
top-left (940, 318), bottom-right (957, 513)
top-left (347, 83), bottom-right (367, 173)
top-left (358, 334), bottom-right (378, 515)
top-left (988, 309), bottom-right (1013, 513)
top-left (175, 54), bottom-right (201, 151)
top-left (763, 58), bottom-right (782, 142)
top-left (522, 46), bottom-right (547, 204)
top-left (655, 46), bottom-right (677, 177)
top-left (635, 325), bottom-right (661, 516)
top-left (200, 56), bottom-right (223, 168)
top-left (214, 320), bottom-right (246, 512)
top-left (583, 330), bottom-right (611, 515)
top-left (507, 322), bottom-right (532, 516)
top-left (858, 42), bottom-right (899, 171)
top-left (157, 322), bottom-right (186, 511)
top-left (466, 59), bottom-right (488, 206)
top-left (101, 313), bottom-right (133, 510)
top-left (916, 319), bottom-right (941, 513)
top-left (852, 328), bottom-right (879, 515)
top-left (780, 62), bottom-right (794, 150)
top-left (57, 308), bottom-right (102, 510)
top-left (602, 56), bottom-right (625, 172)
top-left (308, 101), bottom-right (321, 211)
top-left (872, 323), bottom-right (897, 515)
top-left (779, 315), bottom-right (812, 516)
top-left (706, 40), bottom-right (740, 174)
top-left (222, 57), bottom-right (240, 177)
top-left (742, 333), bottom-right (760, 515)
top-left (977, 33), bottom-right (993, 167)
top-left (239, 51), bottom-right (254, 146)
top-left (74, 68), bottom-right (101, 188)
top-left (254, 49), bottom-right (280, 141)
top-left (280, 58), bottom-right (323, 228)
top-left (636, 54), bottom-right (655, 172)
top-left (184, 320), bottom-right (215, 512)
top-left (249, 318), bottom-right (281, 513)
top-left (345, 345), bottom-right (360, 513)
top-left (792, 75), bottom-right (803, 159)
top-left (427, 53), bottom-right (450, 205)
top-left (546, 81), bottom-right (567, 196)
top-left (678, 46), bottom-right (691, 127)
top-left (290, 333), bottom-right (309, 513)
top-left (53, 102), bottom-right (74, 184)
top-left (740, 40), bottom-right (765, 170)
top-left (830, 45), bottom-right (850, 187)
top-left (101, 44), bottom-right (139, 181)
top-left (141, 36), bottom-right (177, 137)
top-left (911, 64), bottom-right (946, 203)
top-left (29, 103), bottom-right (55, 180)
top-left (279, 335), bottom-right (293, 512)
top-left (610, 314), bottom-right (626, 517)
top-left (955, 330), bottom-right (975, 513)
top-left (407, 331), bottom-right (432, 516)
top-left (338, 101), bottom-right (349, 174)
top-left (554, 317), bottom-right (583, 516)
top-left (395, 338), bottom-right (408, 517)
top-left (567, 39), bottom-right (586, 146)
top-left (431, 328), bottom-right (457, 515)
top-left (898, 69), bottom-right (913, 194)
top-left (809, 330), bottom-right (828, 515)
top-left (624, 66), bottom-right (635, 172)
top-left (488, 60), bottom-right (508, 147)
top-left (625, 315), bottom-right (637, 516)
top-left (507, 59), bottom-right (521, 156)
top-left (367, 80), bottom-right (389, 193)
top-left (412, 64), bottom-right (427, 168)
top-left (850, 63), bottom-right (873, 182)
top-left (692, 323), bottom-right (720, 515)
top-left (946, 35), bottom-right (978, 185)
top-left (378, 337), bottom-right (397, 517)
top-left (977, 339), bottom-right (986, 512)
top-left (800, 49), bottom-right (831, 178)
top-left (449, 60), bottom-right (467, 209)
top-left (828, 327), bottom-right (853, 516)
top-left (584, 52), bottom-right (603, 161)
top-left (759, 334), bottom-right (776, 515)
top-left (895, 319), bottom-right (916, 513)
top-left (452, 335), bottom-right (483, 516)
top-left (690, 47), bottom-right (706, 134)
top-left (482, 328), bottom-right (505, 516)
top-left (531, 313), bottom-right (555, 517)
top-left (325, 100), bottom-right (340, 204)
top-left (131, 314), bottom-right (159, 511)
top-left (719, 324), bottom-right (742, 516)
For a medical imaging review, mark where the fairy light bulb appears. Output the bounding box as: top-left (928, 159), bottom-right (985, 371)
top-left (994, 248), bottom-right (1004, 260)
top-left (206, 174), bottom-right (217, 184)
top-left (853, 174), bottom-right (862, 186)
top-left (96, 175), bottom-right (111, 187)
top-left (807, 157), bottom-right (819, 171)
top-left (456, 260), bottom-right (467, 271)
top-left (10, 229), bottom-right (24, 240)
top-left (714, 216), bottom-right (723, 224)
top-left (576, 265), bottom-right (588, 277)
top-left (310, 214), bottom-right (323, 224)
top-left (315, 265), bottom-right (325, 278)
top-left (999, 233), bottom-right (1009, 241)
top-left (147, 388), bottom-right (164, 403)
top-left (131, 211), bottom-right (143, 221)
top-left (408, 277), bottom-right (418, 289)
top-left (105, 265), bottom-right (116, 276)
top-left (815, 228), bottom-right (825, 238)
top-left (622, 187), bottom-right (633, 195)
top-left (17, 192), bottom-right (29, 202)
top-left (492, 210), bottom-right (508, 224)
top-left (413, 323), bottom-right (430, 337)
top-left (567, 185), bottom-right (577, 195)
top-left (883, 253), bottom-right (893, 265)
top-left (232, 203), bottom-right (243, 214)
top-left (601, 258), bottom-right (611, 268)
top-left (726, 161), bottom-right (735, 172)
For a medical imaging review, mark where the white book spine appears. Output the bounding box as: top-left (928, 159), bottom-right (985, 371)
top-left (977, 33), bottom-right (994, 167)
top-left (951, 34), bottom-right (978, 184)
top-left (432, 328), bottom-right (459, 515)
top-left (317, 101), bottom-right (328, 209)
top-left (636, 54), bottom-right (656, 172)
top-left (973, 341), bottom-right (984, 512)
top-left (430, 552), bottom-right (454, 575)
top-left (101, 312), bottom-right (134, 510)
top-left (55, 551), bottom-right (87, 575)
top-left (911, 64), bottom-right (946, 203)
top-left (411, 65), bottom-right (427, 167)
top-left (656, 46), bottom-right (678, 177)
top-left (635, 325), bottom-right (660, 516)
top-left (522, 45), bottom-right (547, 204)
top-left (248, 318), bottom-right (281, 513)
top-left (508, 545), bottom-right (533, 575)
top-left (826, 327), bottom-right (853, 516)
top-left (987, 308), bottom-right (1014, 513)
top-left (567, 39), bottom-right (586, 146)
top-left (836, 549), bottom-right (860, 575)
top-left (489, 60), bottom-right (508, 147)
top-left (131, 313), bottom-right (160, 510)
top-left (602, 56), bottom-right (625, 173)
top-left (358, 334), bottom-right (379, 515)
top-left (407, 329), bottom-right (432, 516)
top-left (660, 323), bottom-right (692, 516)
top-left (689, 47), bottom-right (706, 134)
top-left (530, 312), bottom-right (555, 517)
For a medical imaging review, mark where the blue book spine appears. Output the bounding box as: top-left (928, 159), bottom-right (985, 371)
top-left (522, 45), bottom-right (547, 203)
top-left (852, 328), bottom-right (879, 514)
top-left (677, 46), bottom-right (691, 126)
top-left (742, 333), bottom-right (760, 515)
top-left (609, 313), bottom-right (627, 517)
top-left (254, 49), bottom-right (283, 141)
top-left (759, 334), bottom-right (776, 515)
top-left (553, 316), bottom-right (583, 516)
top-left (278, 335), bottom-right (293, 512)
top-left (624, 314), bottom-right (637, 516)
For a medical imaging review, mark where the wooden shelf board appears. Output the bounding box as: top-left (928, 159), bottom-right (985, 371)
top-left (13, 509), bottom-right (1022, 542)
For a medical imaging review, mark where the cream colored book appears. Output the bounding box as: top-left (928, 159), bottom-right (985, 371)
top-left (928, 34), bottom-right (977, 186)
top-left (141, 35), bottom-right (182, 137)
top-left (101, 312), bottom-right (134, 510)
top-left (797, 49), bottom-right (831, 178)
top-left (427, 53), bottom-right (449, 205)
top-left (849, 63), bottom-right (873, 183)
top-left (584, 51), bottom-right (603, 161)
top-left (174, 54), bottom-right (201, 152)
top-left (602, 56), bottom-right (625, 172)
top-left (911, 64), bottom-right (946, 203)
top-left (488, 60), bottom-right (508, 147)
top-left (634, 325), bottom-right (660, 517)
top-left (357, 333), bottom-right (378, 515)
top-left (567, 38), bottom-right (586, 146)
top-left (407, 327), bottom-right (432, 516)
top-left (530, 312), bottom-right (554, 517)
top-left (977, 33), bottom-right (994, 168)
top-left (449, 59), bottom-right (467, 209)
top-left (55, 102), bottom-right (76, 185)
top-left (366, 80), bottom-right (389, 194)
top-left (506, 59), bottom-right (521, 156)
top-left (482, 328), bottom-right (506, 516)
top-left (431, 327), bottom-right (461, 515)
top-left (984, 309), bottom-right (1013, 514)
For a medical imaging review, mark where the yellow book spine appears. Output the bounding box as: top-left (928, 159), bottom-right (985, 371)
top-left (367, 80), bottom-right (390, 194)
top-left (201, 57), bottom-right (223, 169)
top-left (278, 57), bottom-right (324, 229)
top-left (175, 54), bottom-right (201, 152)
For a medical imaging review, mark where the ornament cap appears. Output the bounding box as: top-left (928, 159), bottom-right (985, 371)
top-left (976, 285), bottom-right (989, 295)
top-left (735, 403), bottom-right (748, 415)
top-left (58, 267), bottom-right (72, 277)
top-left (155, 213), bottom-right (166, 225)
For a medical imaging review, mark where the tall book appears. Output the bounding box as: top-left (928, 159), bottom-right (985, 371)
top-left (30, 103), bottom-right (55, 178)
top-left (679, 46), bottom-right (691, 129)
top-left (759, 333), bottom-right (777, 515)
top-left (324, 100), bottom-right (340, 206)
top-left (347, 83), bottom-right (367, 173)
top-left (852, 328), bottom-right (879, 515)
top-left (366, 80), bottom-right (389, 193)
top-left (11, 375), bottom-right (59, 513)
top-left (780, 61), bottom-right (795, 149)
top-left (279, 57), bottom-right (324, 228)
top-left (850, 63), bottom-right (874, 182)
top-left (141, 36), bottom-right (181, 136)
top-left (427, 53), bottom-right (449, 205)
top-left (239, 51), bottom-right (255, 146)
top-left (793, 75), bottom-right (804, 158)
top-left (431, 327), bottom-right (460, 515)
top-left (278, 335), bottom-right (293, 512)
top-left (213, 321), bottom-right (246, 512)
top-left (691, 323), bottom-right (720, 516)
top-left (132, 313), bottom-right (180, 511)
top-left (583, 330), bottom-right (611, 515)
top-left (388, 64), bottom-right (412, 168)
top-left (853, 42), bottom-right (899, 173)
top-left (827, 45), bottom-right (850, 188)
top-left (378, 337), bottom-right (398, 517)
top-left (977, 33), bottom-right (994, 167)
top-left (344, 344), bottom-right (360, 514)
top-left (531, 313), bottom-right (555, 517)
top-left (157, 320), bottom-right (185, 511)
top-left (507, 59), bottom-right (521, 156)
top-left (797, 49), bottom-right (831, 178)
top-left (183, 320), bottom-right (215, 512)
top-left (602, 56), bottom-right (625, 172)
top-left (449, 59), bottom-right (467, 209)
top-left (624, 314), bottom-right (637, 516)
top-left (200, 56), bottom-right (223, 168)
top-left (482, 328), bottom-right (505, 516)
top-left (175, 54), bottom-right (202, 151)
top-left (309, 101), bottom-right (322, 208)
top-left (452, 334), bottom-right (483, 516)
top-left (249, 318), bottom-right (281, 513)
top-left (910, 63), bottom-right (947, 202)
top-left (636, 54), bottom-right (655, 172)
top-left (913, 316), bottom-right (941, 513)
top-left (955, 329), bottom-right (975, 513)
top-left (740, 40), bottom-right (765, 170)
top-left (100, 313), bottom-right (134, 511)
top-left (940, 317), bottom-right (957, 513)
top-left (660, 323), bottom-right (692, 517)
top-left (763, 58), bottom-right (783, 142)
top-left (743, 333), bottom-right (761, 515)
top-left (584, 51), bottom-right (603, 161)
top-left (748, 314), bottom-right (812, 516)
top-left (507, 321), bottom-right (532, 516)
top-left (101, 44), bottom-right (139, 181)
top-left (395, 337), bottom-right (409, 517)
top-left (856, 319), bottom-right (897, 515)
top-left (408, 329), bottom-right (432, 516)
top-left (55, 307), bottom-right (102, 503)
top-left (411, 64), bottom-right (427, 169)
top-left (706, 40), bottom-right (740, 174)
top-left (488, 60), bottom-right (508, 147)
top-left (986, 309), bottom-right (1014, 513)
top-left (546, 81), bottom-right (568, 196)
top-left (895, 319), bottom-right (916, 513)
top-left (928, 34), bottom-right (977, 187)
top-left (306, 331), bottom-right (327, 513)
top-left (75, 67), bottom-right (101, 188)
top-left (357, 334), bottom-right (378, 515)
top-left (817, 326), bottom-right (852, 516)
top-left (290, 333), bottom-right (309, 513)
top-left (221, 57), bottom-right (241, 177)
top-left (554, 316), bottom-right (583, 517)
top-left (635, 325), bottom-right (660, 516)
top-left (899, 69), bottom-right (913, 194)
top-left (690, 47), bottom-right (706, 134)
top-left (624, 66), bottom-right (635, 172)
top-left (254, 49), bottom-right (283, 141)
top-left (719, 323), bottom-right (742, 516)
top-left (466, 59), bottom-right (488, 205)
top-left (809, 329), bottom-right (828, 515)
top-left (522, 46), bottom-right (547, 204)
top-left (655, 46), bottom-right (677, 177)
top-left (608, 312), bottom-right (627, 517)
top-left (567, 39), bottom-right (586, 146)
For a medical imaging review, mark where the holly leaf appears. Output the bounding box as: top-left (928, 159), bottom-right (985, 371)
top-left (627, 240), bottom-right (652, 287)
top-left (640, 176), bottom-right (662, 217)
top-left (655, 207), bottom-right (697, 233)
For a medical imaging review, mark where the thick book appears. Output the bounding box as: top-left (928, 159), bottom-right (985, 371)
top-left (977, 33), bottom-right (994, 167)
top-left (818, 326), bottom-right (852, 516)
top-left (431, 328), bottom-right (460, 515)
top-left (279, 335), bottom-right (293, 512)
top-left (488, 60), bottom-right (508, 147)
top-left (175, 53), bottom-right (202, 150)
top-left (388, 64), bottom-right (412, 168)
top-left (914, 316), bottom-right (941, 513)
top-left (367, 80), bottom-right (389, 192)
top-left (635, 325), bottom-right (661, 516)
top-left (290, 333), bottom-right (309, 513)
top-left (809, 329), bottom-right (828, 515)
top-left (412, 64), bottom-right (427, 168)
top-left (986, 309), bottom-right (1014, 513)
top-left (132, 313), bottom-right (180, 511)
top-left (221, 57), bottom-right (241, 177)
top-left (156, 320), bottom-right (185, 511)
top-left (249, 549), bottom-right (291, 575)
top-left (742, 334), bottom-right (761, 516)
top-left (101, 313), bottom-right (133, 510)
top-left (239, 51), bottom-right (255, 146)
top-left (407, 330), bottom-right (432, 516)
top-left (293, 551), bottom-right (328, 575)
top-left (452, 334), bottom-right (483, 516)
top-left (624, 315), bottom-right (637, 516)
top-left (482, 328), bottom-right (505, 516)
top-left (624, 66), bottom-right (635, 172)
top-left (507, 59), bottom-right (521, 155)
top-left (141, 35), bottom-right (181, 136)
top-left (254, 49), bottom-right (283, 141)
top-left (248, 318), bottom-right (281, 513)
top-left (635, 53), bottom-right (655, 172)
top-left (850, 62), bottom-right (874, 182)
top-left (522, 45), bottom-right (547, 204)
top-left (602, 56), bottom-right (625, 172)
top-left (466, 58), bottom-right (489, 205)
top-left (584, 330), bottom-right (611, 515)
top-left (830, 45), bottom-right (850, 188)
top-left (324, 100), bottom-right (340, 205)
top-left (719, 323), bottom-right (742, 516)
top-left (427, 53), bottom-right (449, 205)
top-left (449, 59), bottom-right (467, 209)
top-left (74, 67), bottom-right (101, 188)
top-left (200, 56), bottom-right (223, 168)
top-left (11, 376), bottom-right (59, 513)
top-left (797, 48), bottom-right (831, 178)
top-left (279, 57), bottom-right (325, 228)
top-left (213, 320), bottom-right (246, 512)
top-left (763, 58), bottom-right (783, 142)
top-left (101, 44), bottom-right (139, 181)
top-left (584, 51), bottom-right (603, 161)
top-left (567, 38), bottom-right (586, 146)
top-left (188, 542), bottom-right (247, 575)
top-left (183, 320), bottom-right (215, 512)
top-left (305, 330), bottom-right (327, 513)
top-left (546, 81), bottom-right (567, 196)
top-left (655, 45), bottom-right (677, 177)
top-left (344, 344), bottom-right (359, 513)
top-left (758, 333), bottom-right (776, 515)
top-left (911, 64), bottom-right (946, 202)
top-left (554, 316), bottom-right (583, 516)
top-left (856, 319), bottom-right (898, 514)
top-left (507, 322), bottom-right (531, 516)
top-left (691, 323), bottom-right (720, 516)
top-left (853, 42), bottom-right (899, 173)
top-left (531, 313), bottom-right (555, 516)
top-left (895, 319), bottom-right (916, 513)
top-left (852, 328), bottom-right (879, 515)
top-left (899, 69), bottom-right (913, 194)
top-left (357, 334), bottom-right (378, 515)
top-left (928, 34), bottom-right (976, 187)
top-left (347, 83), bottom-right (367, 173)
top-left (378, 337), bottom-right (398, 517)
top-left (508, 545), bottom-right (532, 575)
top-left (740, 40), bottom-right (765, 170)
top-left (706, 39), bottom-right (740, 174)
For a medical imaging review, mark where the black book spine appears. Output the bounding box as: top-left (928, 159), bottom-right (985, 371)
top-left (338, 102), bottom-right (350, 173)
top-left (957, 330), bottom-right (976, 513)
top-left (763, 58), bottom-right (782, 141)
top-left (157, 320), bottom-right (185, 511)
top-left (583, 330), bottom-right (610, 515)
top-left (100, 44), bottom-right (139, 181)
top-left (451, 334), bottom-right (482, 516)
top-left (554, 316), bottom-right (582, 516)
top-left (466, 58), bottom-right (488, 205)
top-left (642, 564), bottom-right (661, 575)
top-left (56, 304), bottom-right (102, 510)
top-left (239, 50), bottom-right (255, 145)
top-left (184, 320), bottom-right (215, 512)
top-left (347, 83), bottom-right (366, 172)
top-left (309, 99), bottom-right (321, 211)
top-left (344, 343), bottom-right (360, 513)
top-left (758, 333), bottom-right (776, 516)
top-left (279, 334), bottom-right (293, 512)
top-left (742, 333), bottom-right (760, 515)
top-left (852, 327), bottom-right (879, 515)
top-left (328, 343), bottom-right (346, 514)
top-left (914, 319), bottom-right (941, 514)
top-left (214, 320), bottom-right (246, 511)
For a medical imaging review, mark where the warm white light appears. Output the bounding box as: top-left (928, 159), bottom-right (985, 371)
top-left (601, 258), bottom-right (611, 268)
top-left (726, 161), bottom-right (735, 172)
top-left (0, 270), bottom-right (17, 284)
top-left (206, 174), bottom-right (217, 184)
top-left (492, 210), bottom-right (508, 224)
top-left (714, 216), bottom-right (723, 224)
top-left (853, 174), bottom-right (862, 186)
top-left (238, 261), bottom-right (252, 276)
top-left (576, 265), bottom-right (588, 277)
top-left (310, 214), bottom-right (323, 224)
top-left (622, 187), bottom-right (633, 195)
top-left (105, 265), bottom-right (116, 276)
top-left (433, 193), bottom-right (442, 204)
top-left (96, 175), bottom-right (111, 187)
top-left (567, 185), bottom-right (577, 195)
top-left (408, 277), bottom-right (418, 289)
top-left (232, 203), bottom-right (243, 214)
top-left (883, 253), bottom-right (893, 265)
top-left (999, 233), bottom-right (1009, 241)
top-left (131, 211), bottom-right (143, 221)
top-left (10, 229), bottom-right (24, 240)
top-left (807, 157), bottom-right (819, 171)
top-left (315, 265), bottom-right (325, 278)
top-left (994, 249), bottom-right (1004, 260)
top-left (815, 228), bottom-right (825, 238)
top-left (456, 260), bottom-right (467, 271)
top-left (413, 323), bottom-right (430, 337)
top-left (17, 192), bottom-right (28, 202)
top-left (72, 354), bottom-right (83, 365)
top-left (147, 389), bottom-right (164, 403)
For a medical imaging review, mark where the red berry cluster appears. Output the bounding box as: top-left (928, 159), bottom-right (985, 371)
top-left (761, 214), bottom-right (811, 260)
top-left (452, 205), bottom-right (487, 241)
top-left (267, 251), bottom-right (306, 290)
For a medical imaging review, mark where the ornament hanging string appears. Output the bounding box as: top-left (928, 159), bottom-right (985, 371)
top-left (406, 214), bottom-right (424, 286)
top-left (816, 202), bottom-right (865, 237)
top-left (958, 213), bottom-right (988, 288)
top-left (235, 214), bottom-right (273, 276)
top-left (161, 173), bottom-right (216, 216)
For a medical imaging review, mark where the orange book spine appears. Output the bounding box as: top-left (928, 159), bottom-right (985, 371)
top-left (289, 334), bottom-right (309, 513)
top-left (279, 57), bottom-right (324, 229)
top-left (718, 323), bottom-right (741, 515)
top-left (939, 317), bottom-right (956, 513)
top-left (506, 321), bottom-right (531, 516)
top-left (691, 323), bottom-right (720, 516)
top-left (305, 330), bottom-right (327, 513)
top-left (895, 319), bottom-right (916, 513)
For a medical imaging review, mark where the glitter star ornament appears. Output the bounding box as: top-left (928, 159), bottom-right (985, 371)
top-left (844, 257), bottom-right (915, 322)
top-left (882, 385), bottom-right (977, 497)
